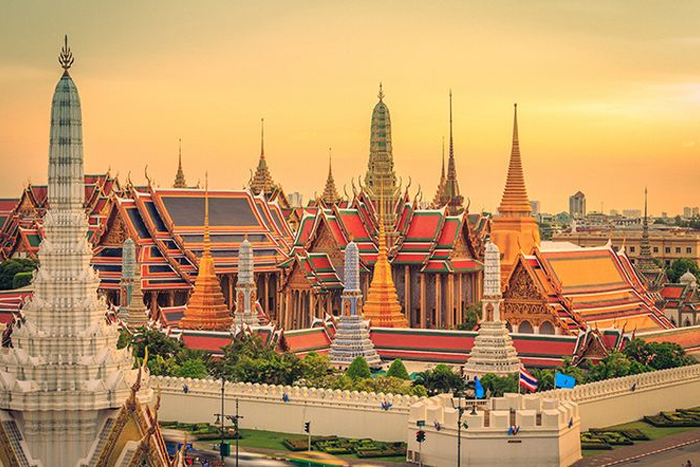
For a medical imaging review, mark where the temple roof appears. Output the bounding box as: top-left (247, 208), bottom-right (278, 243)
top-left (508, 243), bottom-right (673, 333)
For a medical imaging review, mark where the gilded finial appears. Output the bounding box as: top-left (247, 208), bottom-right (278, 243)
top-left (58, 35), bottom-right (74, 71)
top-left (378, 82), bottom-right (384, 101)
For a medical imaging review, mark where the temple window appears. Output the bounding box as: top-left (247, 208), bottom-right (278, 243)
top-left (519, 320), bottom-right (534, 334)
top-left (539, 321), bottom-right (555, 335)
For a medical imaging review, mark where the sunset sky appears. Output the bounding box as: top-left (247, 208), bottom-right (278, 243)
top-left (0, 1), bottom-right (698, 215)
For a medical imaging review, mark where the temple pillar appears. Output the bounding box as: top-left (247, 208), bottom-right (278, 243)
top-left (284, 290), bottom-right (290, 328)
top-left (449, 274), bottom-right (455, 328)
top-left (167, 291), bottom-right (174, 307)
top-left (420, 273), bottom-right (426, 328)
top-left (150, 291), bottom-right (158, 313)
top-left (309, 292), bottom-right (315, 322)
top-left (435, 274), bottom-right (441, 329)
top-left (404, 265), bottom-right (411, 325)
top-left (458, 273), bottom-right (463, 324)
top-left (228, 275), bottom-right (234, 310)
top-left (264, 274), bottom-right (270, 316)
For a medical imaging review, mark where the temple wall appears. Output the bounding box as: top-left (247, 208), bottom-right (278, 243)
top-left (406, 393), bottom-right (581, 467)
top-left (536, 364), bottom-right (700, 430)
top-left (153, 376), bottom-right (422, 441)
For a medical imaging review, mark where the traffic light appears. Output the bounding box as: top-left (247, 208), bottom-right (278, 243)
top-left (415, 430), bottom-right (426, 443)
top-left (304, 421), bottom-right (311, 433)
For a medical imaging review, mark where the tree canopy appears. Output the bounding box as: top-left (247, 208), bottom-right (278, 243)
top-left (386, 359), bottom-right (409, 380)
top-left (0, 258), bottom-right (38, 290)
top-left (666, 259), bottom-right (700, 283)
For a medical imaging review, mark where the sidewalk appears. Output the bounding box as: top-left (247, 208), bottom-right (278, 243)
top-left (574, 428), bottom-right (700, 466)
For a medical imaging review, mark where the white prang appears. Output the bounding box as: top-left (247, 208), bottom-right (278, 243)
top-left (329, 241), bottom-right (382, 368)
top-left (463, 241), bottom-right (522, 378)
top-left (234, 237), bottom-right (259, 328)
top-left (0, 67), bottom-right (150, 466)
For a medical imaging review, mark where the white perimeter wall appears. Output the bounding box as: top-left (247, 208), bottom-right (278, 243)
top-left (153, 364), bottom-right (700, 443)
top-left (538, 364), bottom-right (700, 430)
top-left (153, 376), bottom-right (422, 441)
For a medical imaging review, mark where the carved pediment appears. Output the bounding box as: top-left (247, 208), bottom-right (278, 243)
top-left (452, 230), bottom-right (472, 260)
top-left (286, 261), bottom-right (313, 289)
top-left (504, 263), bottom-right (543, 301)
top-left (102, 213), bottom-right (130, 246)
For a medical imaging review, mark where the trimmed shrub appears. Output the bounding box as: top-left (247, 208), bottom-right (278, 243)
top-left (346, 356), bottom-right (371, 379)
top-left (386, 359), bottom-right (409, 380)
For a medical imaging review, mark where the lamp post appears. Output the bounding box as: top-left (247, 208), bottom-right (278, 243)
top-left (214, 378), bottom-right (243, 466)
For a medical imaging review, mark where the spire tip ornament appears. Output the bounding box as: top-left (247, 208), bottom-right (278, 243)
top-left (58, 35), bottom-right (74, 71)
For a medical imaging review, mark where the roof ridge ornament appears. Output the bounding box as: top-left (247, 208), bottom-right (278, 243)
top-left (58, 35), bottom-right (74, 71)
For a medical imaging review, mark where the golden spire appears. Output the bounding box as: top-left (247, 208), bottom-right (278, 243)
top-left (250, 118), bottom-right (276, 196)
top-left (180, 174), bottom-right (233, 331)
top-left (362, 182), bottom-right (408, 328)
top-left (173, 138), bottom-right (187, 188)
top-left (322, 147), bottom-right (340, 205)
top-left (498, 103), bottom-right (532, 216)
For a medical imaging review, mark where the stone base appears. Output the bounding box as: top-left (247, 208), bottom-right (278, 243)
top-left (330, 315), bottom-right (382, 369)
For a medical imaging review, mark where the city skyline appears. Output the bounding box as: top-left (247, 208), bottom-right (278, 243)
top-left (1, 1), bottom-right (698, 214)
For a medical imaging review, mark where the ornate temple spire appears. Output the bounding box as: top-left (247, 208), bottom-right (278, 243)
top-left (432, 137), bottom-right (447, 207)
top-left (364, 83), bottom-right (399, 228)
top-left (250, 118), bottom-right (276, 196)
top-left (233, 235), bottom-right (259, 329)
top-left (0, 37), bottom-right (151, 465)
top-left (636, 187), bottom-right (664, 289)
top-left (463, 241), bottom-right (521, 378)
top-left (173, 138), bottom-right (187, 188)
top-left (180, 176), bottom-right (233, 330)
top-left (322, 148), bottom-right (340, 205)
top-left (362, 192), bottom-right (408, 328)
top-left (121, 238), bottom-right (150, 327)
top-left (490, 104), bottom-right (540, 282)
top-left (498, 103), bottom-right (532, 216)
top-left (329, 240), bottom-right (381, 368)
top-left (443, 90), bottom-right (464, 214)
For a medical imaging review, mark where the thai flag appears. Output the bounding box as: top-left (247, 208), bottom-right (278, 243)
top-left (519, 367), bottom-right (538, 392)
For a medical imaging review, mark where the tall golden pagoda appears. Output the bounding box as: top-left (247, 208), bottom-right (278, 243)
top-left (362, 193), bottom-right (408, 328)
top-left (491, 104), bottom-right (540, 282)
top-left (179, 178), bottom-right (233, 330)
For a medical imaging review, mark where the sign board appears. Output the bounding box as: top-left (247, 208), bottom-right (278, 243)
top-left (416, 420), bottom-right (425, 427)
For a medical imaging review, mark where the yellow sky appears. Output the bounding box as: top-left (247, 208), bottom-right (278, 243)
top-left (0, 1), bottom-right (698, 214)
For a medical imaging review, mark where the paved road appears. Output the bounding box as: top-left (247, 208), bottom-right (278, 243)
top-left (616, 441), bottom-right (700, 466)
top-left (575, 429), bottom-right (700, 467)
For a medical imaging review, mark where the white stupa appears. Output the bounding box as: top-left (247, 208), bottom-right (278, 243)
top-left (463, 241), bottom-right (522, 378)
top-left (0, 37), bottom-right (153, 466)
top-left (233, 236), bottom-right (260, 329)
top-left (329, 241), bottom-right (381, 368)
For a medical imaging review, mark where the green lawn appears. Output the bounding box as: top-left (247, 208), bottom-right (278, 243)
top-left (581, 416), bottom-right (700, 457)
top-left (193, 428), bottom-right (407, 463)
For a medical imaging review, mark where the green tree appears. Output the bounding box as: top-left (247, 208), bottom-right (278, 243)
top-left (559, 356), bottom-right (587, 385)
top-left (0, 258), bottom-right (38, 290)
top-left (175, 358), bottom-right (209, 379)
top-left (386, 359), bottom-right (409, 380)
top-left (457, 303), bottom-right (481, 331)
top-left (346, 356), bottom-right (371, 379)
top-left (623, 338), bottom-right (693, 370)
top-left (12, 271), bottom-right (33, 289)
top-left (586, 352), bottom-right (649, 382)
top-left (300, 352), bottom-right (332, 380)
top-left (479, 373), bottom-right (518, 397)
top-left (414, 364), bottom-right (464, 395)
top-left (532, 369), bottom-right (555, 391)
top-left (666, 259), bottom-right (700, 283)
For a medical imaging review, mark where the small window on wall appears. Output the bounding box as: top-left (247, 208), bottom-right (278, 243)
top-left (539, 321), bottom-right (555, 335)
top-left (665, 247), bottom-right (671, 254)
top-left (630, 246), bottom-right (636, 252)
top-left (676, 247), bottom-right (681, 253)
top-left (687, 248), bottom-right (692, 254)
top-left (654, 247), bottom-right (659, 253)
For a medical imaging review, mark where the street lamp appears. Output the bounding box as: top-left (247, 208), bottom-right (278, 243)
top-left (452, 389), bottom-right (471, 467)
top-left (213, 377), bottom-right (243, 467)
